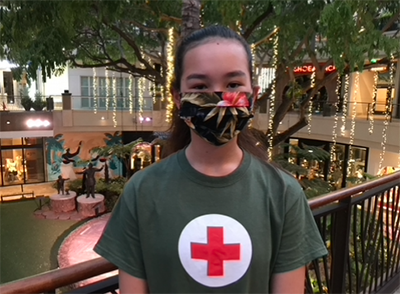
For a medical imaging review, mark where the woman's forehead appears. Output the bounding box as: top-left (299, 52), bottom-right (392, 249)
top-left (182, 40), bottom-right (250, 77)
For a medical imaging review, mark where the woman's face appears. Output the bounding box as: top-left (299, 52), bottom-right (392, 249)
top-left (180, 39), bottom-right (252, 93)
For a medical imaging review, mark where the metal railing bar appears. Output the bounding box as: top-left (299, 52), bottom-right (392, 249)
top-left (389, 211), bottom-right (400, 278)
top-left (353, 204), bottom-right (361, 294)
top-left (351, 181), bottom-right (400, 206)
top-left (309, 173), bottom-right (400, 210)
top-left (0, 257), bottom-right (117, 294)
top-left (65, 275), bottom-right (118, 294)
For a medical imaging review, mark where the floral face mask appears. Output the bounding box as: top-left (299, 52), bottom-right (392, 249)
top-left (179, 92), bottom-right (255, 146)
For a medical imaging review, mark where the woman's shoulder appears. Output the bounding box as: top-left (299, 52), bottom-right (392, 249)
top-left (249, 154), bottom-right (304, 195)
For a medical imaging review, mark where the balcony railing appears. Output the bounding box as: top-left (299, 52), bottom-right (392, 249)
top-left (0, 172), bottom-right (399, 294)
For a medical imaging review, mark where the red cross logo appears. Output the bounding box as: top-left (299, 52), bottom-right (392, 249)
top-left (191, 227), bottom-right (241, 277)
top-left (178, 214), bottom-right (252, 287)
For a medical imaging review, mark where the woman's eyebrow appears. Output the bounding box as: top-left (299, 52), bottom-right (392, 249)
top-left (224, 70), bottom-right (247, 78)
top-left (186, 73), bottom-right (208, 81)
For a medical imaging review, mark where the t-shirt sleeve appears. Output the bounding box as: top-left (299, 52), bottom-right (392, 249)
top-left (93, 180), bottom-right (146, 279)
top-left (272, 178), bottom-right (328, 273)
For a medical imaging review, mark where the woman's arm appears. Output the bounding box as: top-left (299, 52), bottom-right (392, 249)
top-left (270, 266), bottom-right (306, 294)
top-left (119, 270), bottom-right (149, 294)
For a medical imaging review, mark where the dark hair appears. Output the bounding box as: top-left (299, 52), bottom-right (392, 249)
top-left (165, 25), bottom-right (269, 162)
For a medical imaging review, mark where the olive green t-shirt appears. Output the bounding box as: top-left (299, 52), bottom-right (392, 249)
top-left (94, 149), bottom-right (327, 293)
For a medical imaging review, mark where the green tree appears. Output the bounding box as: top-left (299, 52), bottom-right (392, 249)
top-left (91, 138), bottom-right (147, 179)
top-left (1, 0), bottom-right (399, 147)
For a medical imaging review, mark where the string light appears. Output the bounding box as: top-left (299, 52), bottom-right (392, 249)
top-left (379, 55), bottom-right (395, 170)
top-left (138, 77), bottom-right (144, 122)
top-left (105, 69), bottom-right (110, 111)
top-left (251, 43), bottom-right (256, 81)
top-left (341, 73), bottom-right (350, 136)
top-left (165, 27), bottom-right (175, 123)
top-left (129, 75), bottom-right (133, 114)
top-left (329, 74), bottom-right (342, 171)
top-left (368, 72), bottom-right (378, 134)
top-left (398, 146), bottom-right (400, 168)
top-left (112, 72), bottom-right (117, 128)
top-left (347, 72), bottom-right (359, 178)
top-left (248, 43), bottom-right (257, 128)
top-left (307, 69), bottom-right (316, 134)
top-left (92, 67), bottom-right (98, 114)
top-left (267, 28), bottom-right (278, 160)
top-left (236, 20), bottom-right (243, 34)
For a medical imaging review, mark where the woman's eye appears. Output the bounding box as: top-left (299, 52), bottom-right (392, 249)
top-left (192, 84), bottom-right (208, 90)
top-left (227, 83), bottom-right (242, 89)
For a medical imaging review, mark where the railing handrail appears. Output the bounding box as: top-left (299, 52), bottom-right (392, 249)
top-left (1, 173), bottom-right (400, 294)
top-left (0, 257), bottom-right (116, 294)
top-left (309, 171), bottom-right (400, 210)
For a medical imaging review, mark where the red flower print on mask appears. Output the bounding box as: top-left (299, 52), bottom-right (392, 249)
top-left (217, 92), bottom-right (249, 107)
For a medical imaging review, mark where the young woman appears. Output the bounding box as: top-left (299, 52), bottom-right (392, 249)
top-left (94, 25), bottom-right (327, 293)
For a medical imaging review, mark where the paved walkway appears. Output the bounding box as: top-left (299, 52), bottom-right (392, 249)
top-left (57, 213), bottom-right (115, 288)
top-left (0, 182), bottom-right (58, 197)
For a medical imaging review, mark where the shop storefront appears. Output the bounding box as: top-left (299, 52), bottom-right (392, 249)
top-left (286, 137), bottom-right (368, 189)
top-left (0, 137), bottom-right (46, 186)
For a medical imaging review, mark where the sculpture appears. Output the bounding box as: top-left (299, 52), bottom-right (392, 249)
top-left (78, 163), bottom-right (104, 198)
top-left (56, 175), bottom-right (69, 195)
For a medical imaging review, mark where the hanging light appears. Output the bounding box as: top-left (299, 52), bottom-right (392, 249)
top-left (93, 67), bottom-right (98, 114)
top-left (341, 73), bottom-right (350, 136)
top-left (267, 27), bottom-right (278, 160)
top-left (346, 72), bottom-right (359, 178)
top-left (129, 74), bottom-right (134, 114)
top-left (368, 72), bottom-right (378, 134)
top-left (379, 55), bottom-right (395, 170)
top-left (112, 72), bottom-right (117, 128)
top-left (138, 77), bottom-right (145, 123)
top-left (329, 74), bottom-right (342, 171)
top-left (165, 28), bottom-right (175, 123)
top-left (307, 69), bottom-right (316, 134)
top-left (105, 69), bottom-right (110, 111)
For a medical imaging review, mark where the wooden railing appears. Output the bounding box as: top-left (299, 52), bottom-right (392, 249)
top-left (1, 172), bottom-right (399, 294)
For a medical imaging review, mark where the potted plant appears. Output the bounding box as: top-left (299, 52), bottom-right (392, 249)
top-left (19, 88), bottom-right (33, 111)
top-left (32, 92), bottom-right (46, 111)
top-left (21, 96), bottom-right (33, 111)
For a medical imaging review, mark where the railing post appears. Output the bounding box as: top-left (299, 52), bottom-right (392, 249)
top-left (330, 197), bottom-right (352, 294)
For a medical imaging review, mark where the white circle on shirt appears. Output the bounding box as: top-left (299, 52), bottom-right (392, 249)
top-left (178, 214), bottom-right (252, 288)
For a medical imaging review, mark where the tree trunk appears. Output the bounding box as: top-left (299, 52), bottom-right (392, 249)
top-left (181, 0), bottom-right (202, 39)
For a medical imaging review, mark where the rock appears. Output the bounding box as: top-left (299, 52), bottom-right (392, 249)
top-left (50, 192), bottom-right (77, 213)
top-left (76, 194), bottom-right (106, 218)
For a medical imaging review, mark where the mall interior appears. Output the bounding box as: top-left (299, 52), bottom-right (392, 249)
top-left (0, 59), bottom-right (399, 189)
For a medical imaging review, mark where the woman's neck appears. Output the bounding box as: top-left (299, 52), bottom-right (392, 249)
top-left (185, 132), bottom-right (243, 177)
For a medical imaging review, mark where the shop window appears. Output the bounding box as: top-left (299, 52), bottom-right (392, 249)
top-left (1, 149), bottom-right (25, 185)
top-left (1, 138), bottom-right (22, 146)
top-left (23, 137), bottom-right (43, 145)
top-left (24, 148), bottom-right (45, 183)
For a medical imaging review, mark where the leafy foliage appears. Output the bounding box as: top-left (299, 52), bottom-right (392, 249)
top-left (1, 0), bottom-right (399, 145)
top-left (91, 138), bottom-right (146, 178)
top-left (274, 143), bottom-right (333, 198)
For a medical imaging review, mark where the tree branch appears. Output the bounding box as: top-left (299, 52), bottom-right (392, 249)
top-left (272, 117), bottom-right (308, 146)
top-left (382, 10), bottom-right (400, 32)
top-left (242, 4), bottom-right (275, 40)
top-left (252, 27), bottom-right (279, 48)
top-left (107, 23), bottom-right (162, 81)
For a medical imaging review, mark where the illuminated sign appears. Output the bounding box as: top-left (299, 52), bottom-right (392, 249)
top-left (26, 119), bottom-right (51, 128)
top-left (293, 65), bottom-right (337, 74)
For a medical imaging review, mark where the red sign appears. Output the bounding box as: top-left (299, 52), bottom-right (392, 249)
top-left (293, 65), bottom-right (337, 74)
